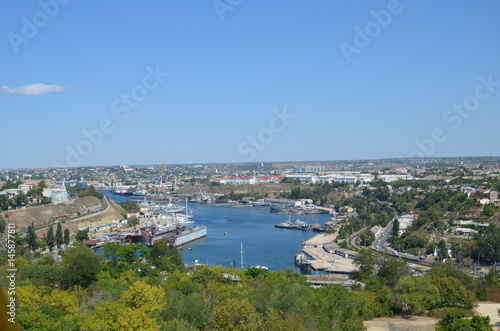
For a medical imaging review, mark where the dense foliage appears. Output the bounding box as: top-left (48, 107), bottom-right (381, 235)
top-left (119, 200), bottom-right (140, 212)
top-left (0, 243), bottom-right (386, 331)
top-left (3, 238), bottom-right (497, 331)
top-left (66, 184), bottom-right (103, 199)
top-left (280, 182), bottom-right (350, 205)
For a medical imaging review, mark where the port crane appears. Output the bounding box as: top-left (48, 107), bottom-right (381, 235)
top-left (197, 183), bottom-right (209, 203)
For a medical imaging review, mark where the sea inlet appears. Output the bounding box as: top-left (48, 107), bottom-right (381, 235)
top-left (102, 190), bottom-right (331, 272)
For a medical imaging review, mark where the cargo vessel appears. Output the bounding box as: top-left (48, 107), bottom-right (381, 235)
top-left (173, 225), bottom-right (207, 246)
top-left (150, 225), bottom-right (207, 247)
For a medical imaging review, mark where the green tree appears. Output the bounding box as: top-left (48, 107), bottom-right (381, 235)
top-left (148, 240), bottom-right (183, 272)
top-left (13, 191), bottom-right (28, 208)
top-left (55, 223), bottom-right (63, 248)
top-left (128, 216), bottom-right (140, 227)
top-left (63, 228), bottom-right (70, 246)
top-left (3, 180), bottom-right (22, 190)
top-left (119, 200), bottom-right (140, 212)
top-left (26, 223), bottom-right (38, 251)
top-left (352, 249), bottom-right (385, 285)
top-left (378, 258), bottom-right (411, 288)
top-left (75, 228), bottom-right (89, 241)
top-left (40, 196), bottom-right (52, 204)
top-left (66, 184), bottom-right (103, 199)
top-left (162, 319), bottom-right (198, 331)
top-left (80, 281), bottom-right (165, 331)
top-left (432, 277), bottom-right (476, 310)
top-left (0, 195), bottom-right (9, 210)
top-left (27, 181), bottom-right (47, 197)
top-left (475, 224), bottom-right (500, 265)
top-left (102, 242), bottom-right (120, 265)
top-left (436, 311), bottom-right (493, 331)
top-left (46, 225), bottom-right (55, 252)
top-left (0, 218), bottom-right (6, 233)
top-left (62, 246), bottom-right (102, 288)
top-left (395, 276), bottom-right (440, 315)
top-left (392, 219), bottom-right (399, 236)
top-left (115, 243), bottom-right (144, 264)
top-left (482, 204), bottom-right (496, 217)
top-left (437, 239), bottom-right (449, 260)
top-left (213, 298), bottom-right (261, 331)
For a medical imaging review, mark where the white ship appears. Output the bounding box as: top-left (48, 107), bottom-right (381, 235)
top-left (173, 225), bottom-right (207, 246)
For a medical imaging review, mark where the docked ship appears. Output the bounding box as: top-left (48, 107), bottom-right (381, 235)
top-left (111, 187), bottom-right (133, 196)
top-left (133, 188), bottom-right (147, 196)
top-left (275, 218), bottom-right (320, 231)
top-left (150, 225), bottom-right (207, 247)
top-left (173, 225), bottom-right (207, 246)
top-left (270, 204), bottom-right (295, 213)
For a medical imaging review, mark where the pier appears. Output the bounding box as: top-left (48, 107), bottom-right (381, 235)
top-left (302, 233), bottom-right (337, 246)
top-left (302, 247), bottom-right (357, 273)
top-left (301, 234), bottom-right (358, 274)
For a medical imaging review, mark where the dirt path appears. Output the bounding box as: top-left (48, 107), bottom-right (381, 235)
top-left (364, 316), bottom-right (438, 331)
top-left (475, 302), bottom-right (500, 330)
top-left (302, 233), bottom-right (337, 246)
top-left (364, 302), bottom-right (500, 331)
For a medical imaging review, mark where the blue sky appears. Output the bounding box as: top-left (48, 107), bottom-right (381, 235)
top-left (1, 1), bottom-right (499, 169)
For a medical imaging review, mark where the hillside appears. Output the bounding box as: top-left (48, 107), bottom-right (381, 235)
top-left (176, 183), bottom-right (352, 203)
top-left (2, 197), bottom-right (126, 235)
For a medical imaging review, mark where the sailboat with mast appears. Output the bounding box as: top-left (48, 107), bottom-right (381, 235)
top-left (240, 242), bottom-right (245, 269)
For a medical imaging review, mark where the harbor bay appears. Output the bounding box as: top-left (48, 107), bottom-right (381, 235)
top-left (102, 190), bottom-right (330, 272)
top-left (179, 203), bottom-right (331, 272)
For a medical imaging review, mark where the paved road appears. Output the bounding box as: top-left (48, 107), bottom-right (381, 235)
top-left (347, 206), bottom-right (434, 266)
top-left (371, 215), bottom-right (433, 265)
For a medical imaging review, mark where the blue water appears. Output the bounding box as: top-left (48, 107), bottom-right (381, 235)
top-left (101, 190), bottom-right (141, 203)
top-left (101, 190), bottom-right (330, 272)
top-left (182, 204), bottom-right (330, 272)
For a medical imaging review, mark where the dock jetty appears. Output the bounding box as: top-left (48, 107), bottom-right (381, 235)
top-left (300, 234), bottom-right (358, 274)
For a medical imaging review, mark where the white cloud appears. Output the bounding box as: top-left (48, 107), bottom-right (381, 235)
top-left (0, 83), bottom-right (68, 96)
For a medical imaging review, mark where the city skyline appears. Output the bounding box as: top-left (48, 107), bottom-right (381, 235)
top-left (2, 1), bottom-right (500, 169)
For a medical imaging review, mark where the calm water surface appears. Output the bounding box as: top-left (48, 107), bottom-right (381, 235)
top-left (101, 190), bottom-right (330, 272)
